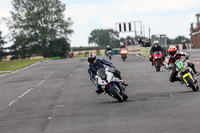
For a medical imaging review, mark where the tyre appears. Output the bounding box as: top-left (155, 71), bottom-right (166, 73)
top-left (156, 60), bottom-right (161, 71)
top-left (109, 84), bottom-right (123, 102)
top-left (109, 55), bottom-right (112, 60)
top-left (185, 76), bottom-right (198, 92)
top-left (197, 85), bottom-right (199, 91)
top-left (123, 58), bottom-right (126, 61)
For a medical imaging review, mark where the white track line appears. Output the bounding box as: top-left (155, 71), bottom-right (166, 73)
top-left (8, 76), bottom-right (50, 106)
top-left (67, 72), bottom-right (74, 81)
top-left (36, 76), bottom-right (50, 86)
top-left (8, 99), bottom-right (18, 106)
top-left (17, 88), bottom-right (34, 99)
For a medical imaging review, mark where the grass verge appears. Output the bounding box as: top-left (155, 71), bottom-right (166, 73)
top-left (0, 58), bottom-right (48, 72)
top-left (0, 72), bottom-right (10, 75)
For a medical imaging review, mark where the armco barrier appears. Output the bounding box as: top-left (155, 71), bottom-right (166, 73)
top-left (105, 49), bottom-right (120, 55)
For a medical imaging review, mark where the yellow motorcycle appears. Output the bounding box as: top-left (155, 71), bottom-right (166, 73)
top-left (174, 59), bottom-right (199, 91)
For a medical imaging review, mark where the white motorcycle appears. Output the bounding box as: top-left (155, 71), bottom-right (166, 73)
top-left (95, 67), bottom-right (128, 102)
top-left (107, 50), bottom-right (112, 60)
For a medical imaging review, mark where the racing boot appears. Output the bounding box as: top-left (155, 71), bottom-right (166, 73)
top-left (196, 72), bottom-right (200, 76)
top-left (180, 79), bottom-right (184, 85)
top-left (95, 86), bottom-right (104, 95)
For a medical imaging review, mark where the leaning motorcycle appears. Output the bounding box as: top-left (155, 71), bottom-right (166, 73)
top-left (171, 58), bottom-right (199, 92)
top-left (95, 67), bottom-right (128, 102)
top-left (107, 50), bottom-right (112, 60)
top-left (153, 51), bottom-right (163, 71)
top-left (120, 48), bottom-right (128, 61)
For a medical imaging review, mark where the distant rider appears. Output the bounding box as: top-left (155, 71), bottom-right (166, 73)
top-left (87, 53), bottom-right (128, 94)
top-left (149, 40), bottom-right (162, 66)
top-left (163, 46), bottom-right (199, 83)
top-left (69, 49), bottom-right (74, 58)
top-left (106, 45), bottom-right (112, 57)
top-left (120, 43), bottom-right (126, 49)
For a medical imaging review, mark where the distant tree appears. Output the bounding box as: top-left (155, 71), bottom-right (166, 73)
top-left (167, 37), bottom-right (172, 45)
top-left (0, 31), bottom-right (6, 60)
top-left (4, 0), bottom-right (73, 57)
top-left (47, 38), bottom-right (70, 58)
top-left (172, 36), bottom-right (190, 44)
top-left (120, 35), bottom-right (142, 44)
top-left (88, 29), bottom-right (119, 48)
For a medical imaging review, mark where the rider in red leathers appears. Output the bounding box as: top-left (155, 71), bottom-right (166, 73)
top-left (163, 46), bottom-right (199, 83)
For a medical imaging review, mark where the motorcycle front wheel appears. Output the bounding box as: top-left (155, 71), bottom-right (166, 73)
top-left (109, 55), bottom-right (112, 60)
top-left (155, 60), bottom-right (161, 71)
top-left (122, 91), bottom-right (128, 101)
top-left (185, 76), bottom-right (198, 92)
top-left (109, 84), bottom-right (124, 102)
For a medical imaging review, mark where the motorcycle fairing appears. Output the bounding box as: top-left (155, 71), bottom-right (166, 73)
top-left (183, 73), bottom-right (193, 83)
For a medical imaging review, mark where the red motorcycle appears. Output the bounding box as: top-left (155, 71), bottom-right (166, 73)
top-left (120, 48), bottom-right (128, 61)
top-left (153, 51), bottom-right (163, 71)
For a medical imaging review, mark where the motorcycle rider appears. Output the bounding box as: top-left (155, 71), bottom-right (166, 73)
top-left (87, 53), bottom-right (128, 94)
top-left (164, 46), bottom-right (199, 83)
top-left (106, 45), bottom-right (112, 57)
top-left (69, 49), bottom-right (74, 58)
top-left (149, 40), bottom-right (162, 66)
top-left (120, 43), bottom-right (126, 49)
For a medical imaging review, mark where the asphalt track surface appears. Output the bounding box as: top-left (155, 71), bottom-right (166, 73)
top-left (0, 52), bottom-right (200, 133)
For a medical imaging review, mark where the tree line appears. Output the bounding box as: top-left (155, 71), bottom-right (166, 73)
top-left (0, 0), bottom-right (191, 60)
top-left (1, 0), bottom-right (73, 60)
top-left (87, 29), bottom-right (191, 48)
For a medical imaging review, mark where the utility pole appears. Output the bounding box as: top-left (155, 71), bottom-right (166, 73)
top-left (143, 25), bottom-right (145, 37)
top-left (134, 22), bottom-right (137, 37)
top-left (149, 27), bottom-right (151, 40)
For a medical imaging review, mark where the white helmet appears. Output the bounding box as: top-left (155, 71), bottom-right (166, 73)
top-left (153, 40), bottom-right (159, 45)
top-left (107, 45), bottom-right (110, 48)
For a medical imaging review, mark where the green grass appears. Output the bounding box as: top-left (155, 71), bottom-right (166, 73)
top-left (0, 72), bottom-right (10, 75)
top-left (49, 57), bottom-right (61, 60)
top-left (0, 58), bottom-right (48, 71)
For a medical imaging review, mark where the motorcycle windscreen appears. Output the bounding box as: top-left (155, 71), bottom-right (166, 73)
top-left (97, 68), bottom-right (107, 80)
top-left (154, 51), bottom-right (161, 55)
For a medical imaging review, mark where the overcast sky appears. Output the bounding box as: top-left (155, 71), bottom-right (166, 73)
top-left (0, 0), bottom-right (199, 47)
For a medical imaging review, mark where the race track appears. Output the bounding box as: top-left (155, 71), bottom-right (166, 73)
top-left (0, 52), bottom-right (200, 133)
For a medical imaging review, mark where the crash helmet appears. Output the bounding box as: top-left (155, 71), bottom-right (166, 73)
top-left (107, 45), bottom-right (110, 48)
top-left (87, 53), bottom-right (96, 64)
top-left (153, 40), bottom-right (159, 47)
top-left (168, 46), bottom-right (177, 58)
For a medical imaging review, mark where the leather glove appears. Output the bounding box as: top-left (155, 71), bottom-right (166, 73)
top-left (185, 54), bottom-right (190, 60)
top-left (111, 66), bottom-right (116, 71)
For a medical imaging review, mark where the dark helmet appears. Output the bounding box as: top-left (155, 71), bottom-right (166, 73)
top-left (87, 53), bottom-right (96, 63)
